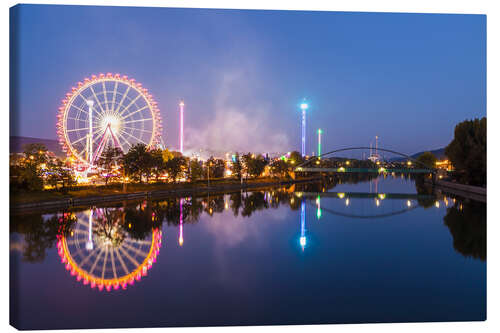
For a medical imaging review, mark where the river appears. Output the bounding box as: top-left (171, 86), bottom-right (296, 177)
top-left (9, 174), bottom-right (486, 329)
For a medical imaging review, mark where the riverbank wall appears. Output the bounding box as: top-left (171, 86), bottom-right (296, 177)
top-left (426, 178), bottom-right (486, 203)
top-left (11, 177), bottom-right (322, 214)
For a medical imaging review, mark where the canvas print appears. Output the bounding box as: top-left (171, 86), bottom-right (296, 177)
top-left (9, 4), bottom-right (486, 330)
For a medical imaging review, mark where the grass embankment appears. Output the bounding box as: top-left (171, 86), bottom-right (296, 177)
top-left (11, 176), bottom-right (311, 205)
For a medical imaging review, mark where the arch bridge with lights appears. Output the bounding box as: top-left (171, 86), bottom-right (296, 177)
top-left (293, 147), bottom-right (438, 175)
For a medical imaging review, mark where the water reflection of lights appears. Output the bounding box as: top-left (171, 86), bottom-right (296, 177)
top-left (375, 199), bottom-right (380, 207)
top-left (407, 200), bottom-right (412, 207)
top-left (435, 201), bottom-right (440, 208)
top-left (316, 195), bottom-right (322, 219)
top-left (345, 198), bottom-right (350, 206)
top-left (179, 198), bottom-right (184, 246)
top-left (300, 201), bottom-right (307, 251)
top-left (300, 236), bottom-right (307, 248)
top-left (58, 208), bottom-right (161, 291)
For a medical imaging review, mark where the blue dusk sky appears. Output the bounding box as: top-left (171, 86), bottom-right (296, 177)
top-left (10, 4), bottom-right (486, 155)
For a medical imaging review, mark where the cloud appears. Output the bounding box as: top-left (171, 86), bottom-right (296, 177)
top-left (183, 70), bottom-right (290, 155)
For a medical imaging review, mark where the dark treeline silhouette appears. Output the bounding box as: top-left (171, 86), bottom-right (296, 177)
top-left (10, 211), bottom-right (76, 262)
top-left (443, 199), bottom-right (486, 261)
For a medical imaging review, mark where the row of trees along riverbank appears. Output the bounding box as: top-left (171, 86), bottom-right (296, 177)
top-left (10, 143), bottom-right (328, 203)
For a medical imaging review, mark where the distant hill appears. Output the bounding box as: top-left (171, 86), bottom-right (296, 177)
top-left (411, 148), bottom-right (446, 160)
top-left (10, 136), bottom-right (65, 157)
top-left (390, 147), bottom-right (446, 161)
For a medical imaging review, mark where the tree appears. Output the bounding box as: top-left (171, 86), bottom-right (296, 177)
top-left (23, 143), bottom-right (49, 167)
top-left (122, 144), bottom-right (154, 183)
top-left (165, 156), bottom-right (187, 183)
top-left (161, 148), bottom-right (175, 162)
top-left (187, 159), bottom-right (203, 182)
top-left (97, 145), bottom-right (123, 185)
top-left (241, 153), bottom-right (267, 178)
top-left (445, 117), bottom-right (486, 186)
top-left (288, 151), bottom-right (303, 167)
top-left (10, 211), bottom-right (76, 262)
top-left (230, 153), bottom-right (242, 179)
top-left (270, 159), bottom-right (289, 178)
top-left (207, 157), bottom-right (225, 178)
top-left (416, 151), bottom-right (437, 170)
top-left (10, 144), bottom-right (52, 192)
top-left (443, 199), bottom-right (486, 261)
top-left (150, 148), bottom-right (166, 182)
top-left (46, 160), bottom-right (76, 192)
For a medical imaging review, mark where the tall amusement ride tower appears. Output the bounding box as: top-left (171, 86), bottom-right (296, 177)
top-left (300, 101), bottom-right (308, 157)
top-left (179, 100), bottom-right (185, 154)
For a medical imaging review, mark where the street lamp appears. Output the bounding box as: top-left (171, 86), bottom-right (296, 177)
top-left (207, 161), bottom-right (212, 188)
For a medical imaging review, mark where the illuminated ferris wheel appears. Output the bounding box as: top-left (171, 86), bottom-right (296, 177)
top-left (56, 73), bottom-right (162, 165)
top-left (57, 207), bottom-right (162, 291)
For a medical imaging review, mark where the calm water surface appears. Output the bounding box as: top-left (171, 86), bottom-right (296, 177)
top-left (10, 176), bottom-right (486, 329)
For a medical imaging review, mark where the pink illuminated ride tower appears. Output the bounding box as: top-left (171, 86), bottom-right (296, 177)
top-left (179, 99), bottom-right (184, 154)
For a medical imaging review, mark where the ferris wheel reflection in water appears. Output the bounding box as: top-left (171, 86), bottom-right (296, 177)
top-left (57, 206), bottom-right (162, 292)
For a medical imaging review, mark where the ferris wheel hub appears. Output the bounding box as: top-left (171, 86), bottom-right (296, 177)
top-left (101, 114), bottom-right (122, 134)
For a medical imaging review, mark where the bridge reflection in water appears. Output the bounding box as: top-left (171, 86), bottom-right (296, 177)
top-left (295, 190), bottom-right (449, 251)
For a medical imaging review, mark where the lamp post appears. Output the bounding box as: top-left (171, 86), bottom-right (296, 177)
top-left (207, 161), bottom-right (211, 188)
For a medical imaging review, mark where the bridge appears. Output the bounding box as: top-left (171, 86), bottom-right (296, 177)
top-left (293, 146), bottom-right (437, 174)
top-left (295, 167), bottom-right (432, 173)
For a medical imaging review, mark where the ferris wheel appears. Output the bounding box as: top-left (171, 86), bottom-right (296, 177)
top-left (56, 73), bottom-right (163, 165)
top-left (57, 207), bottom-right (162, 291)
